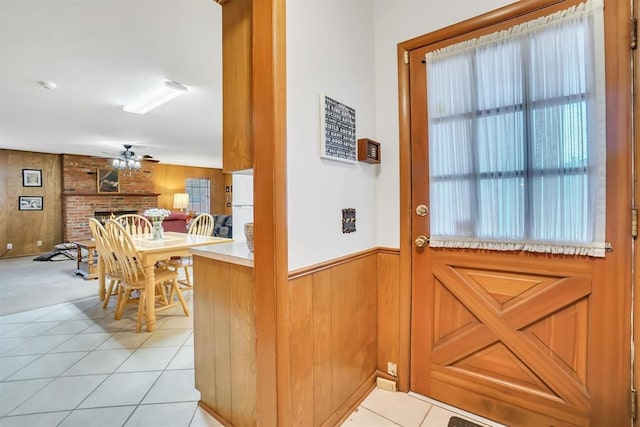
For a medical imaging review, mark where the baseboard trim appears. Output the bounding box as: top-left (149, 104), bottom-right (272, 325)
top-left (197, 401), bottom-right (232, 427)
top-left (323, 371), bottom-right (377, 427)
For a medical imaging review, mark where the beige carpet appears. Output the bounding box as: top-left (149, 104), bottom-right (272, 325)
top-left (0, 256), bottom-right (98, 316)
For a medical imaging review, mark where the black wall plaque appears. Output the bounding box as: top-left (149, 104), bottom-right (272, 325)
top-left (320, 95), bottom-right (356, 163)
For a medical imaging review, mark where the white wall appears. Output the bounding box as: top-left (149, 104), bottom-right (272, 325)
top-left (286, 0), bottom-right (519, 268)
top-left (287, 0), bottom-right (377, 270)
top-left (373, 0), bottom-right (517, 248)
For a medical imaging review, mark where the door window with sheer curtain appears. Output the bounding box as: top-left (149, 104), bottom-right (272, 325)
top-left (426, 0), bottom-right (606, 256)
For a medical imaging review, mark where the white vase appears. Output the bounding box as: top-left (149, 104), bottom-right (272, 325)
top-left (152, 221), bottom-right (164, 240)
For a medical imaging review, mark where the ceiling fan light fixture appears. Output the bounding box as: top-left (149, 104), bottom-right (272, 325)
top-left (112, 158), bottom-right (141, 170)
top-left (112, 144), bottom-right (143, 171)
top-left (123, 80), bottom-right (189, 114)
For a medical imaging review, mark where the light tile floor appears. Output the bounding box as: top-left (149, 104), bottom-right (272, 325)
top-left (0, 293), bottom-right (502, 427)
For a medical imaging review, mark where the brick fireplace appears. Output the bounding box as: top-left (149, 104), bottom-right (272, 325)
top-left (62, 154), bottom-right (159, 242)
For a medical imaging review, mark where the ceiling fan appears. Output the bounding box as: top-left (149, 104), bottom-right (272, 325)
top-left (104, 144), bottom-right (159, 170)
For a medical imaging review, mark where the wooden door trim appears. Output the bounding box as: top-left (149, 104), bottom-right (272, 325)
top-left (397, 42), bottom-right (412, 394)
top-left (635, 0), bottom-right (640, 424)
top-left (251, 0), bottom-right (287, 425)
top-left (400, 0), bottom-right (564, 51)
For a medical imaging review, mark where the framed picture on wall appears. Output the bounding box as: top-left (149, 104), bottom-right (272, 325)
top-left (97, 169), bottom-right (120, 193)
top-left (22, 169), bottom-right (42, 187)
top-left (19, 196), bottom-right (43, 211)
top-left (320, 94), bottom-right (357, 163)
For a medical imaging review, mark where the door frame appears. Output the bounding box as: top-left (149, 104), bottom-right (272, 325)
top-left (397, 0), bottom-right (634, 422)
top-left (634, 0), bottom-right (639, 424)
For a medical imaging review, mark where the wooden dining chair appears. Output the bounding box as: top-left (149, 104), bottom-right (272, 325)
top-left (115, 214), bottom-right (152, 235)
top-left (166, 213), bottom-right (215, 294)
top-left (88, 218), bottom-right (123, 309)
top-left (105, 219), bottom-right (189, 332)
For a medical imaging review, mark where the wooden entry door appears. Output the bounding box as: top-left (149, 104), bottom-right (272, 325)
top-left (403, 1), bottom-right (632, 426)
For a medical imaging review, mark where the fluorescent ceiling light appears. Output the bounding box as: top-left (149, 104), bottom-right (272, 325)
top-left (123, 80), bottom-right (188, 114)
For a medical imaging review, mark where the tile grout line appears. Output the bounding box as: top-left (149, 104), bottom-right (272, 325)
top-left (355, 406), bottom-right (404, 426)
top-left (0, 292), bottom-right (201, 426)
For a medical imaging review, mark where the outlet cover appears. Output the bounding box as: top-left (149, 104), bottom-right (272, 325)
top-left (387, 361), bottom-right (397, 377)
top-left (37, 240), bottom-right (42, 246)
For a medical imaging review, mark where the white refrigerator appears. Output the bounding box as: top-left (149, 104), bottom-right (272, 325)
top-left (231, 173), bottom-right (253, 242)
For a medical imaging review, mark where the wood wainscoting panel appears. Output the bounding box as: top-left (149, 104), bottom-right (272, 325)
top-left (289, 275), bottom-right (315, 426)
top-left (193, 256), bottom-right (218, 407)
top-left (229, 263), bottom-right (257, 425)
top-left (193, 256), bottom-right (257, 426)
top-left (288, 250), bottom-right (381, 426)
top-left (331, 256), bottom-right (378, 412)
top-left (312, 269), bottom-right (333, 426)
top-left (377, 250), bottom-right (401, 379)
top-left (212, 258), bottom-right (232, 421)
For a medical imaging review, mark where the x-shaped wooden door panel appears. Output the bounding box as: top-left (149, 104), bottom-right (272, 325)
top-left (431, 263), bottom-right (591, 410)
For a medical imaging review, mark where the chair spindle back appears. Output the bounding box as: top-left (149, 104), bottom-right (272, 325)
top-left (115, 214), bottom-right (152, 235)
top-left (105, 219), bottom-right (145, 284)
top-left (188, 213), bottom-right (215, 236)
top-left (89, 218), bottom-right (121, 278)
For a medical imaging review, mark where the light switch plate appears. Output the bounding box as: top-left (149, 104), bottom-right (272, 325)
top-left (342, 208), bottom-right (356, 233)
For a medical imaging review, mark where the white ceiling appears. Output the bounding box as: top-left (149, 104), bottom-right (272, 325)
top-left (0, 0), bottom-right (223, 168)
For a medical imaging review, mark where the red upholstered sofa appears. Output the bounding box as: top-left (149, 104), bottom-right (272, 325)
top-left (163, 211), bottom-right (189, 233)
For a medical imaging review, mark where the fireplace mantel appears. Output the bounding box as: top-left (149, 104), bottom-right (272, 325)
top-left (62, 192), bottom-right (160, 196)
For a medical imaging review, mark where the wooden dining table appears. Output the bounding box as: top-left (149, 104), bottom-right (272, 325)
top-left (97, 231), bottom-right (233, 332)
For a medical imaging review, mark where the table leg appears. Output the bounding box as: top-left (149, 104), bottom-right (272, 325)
top-left (98, 257), bottom-right (106, 301)
top-left (76, 246), bottom-right (82, 272)
top-left (144, 263), bottom-right (156, 332)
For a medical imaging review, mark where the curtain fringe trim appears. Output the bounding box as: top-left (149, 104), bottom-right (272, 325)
top-left (425, 0), bottom-right (603, 63)
top-left (429, 238), bottom-right (606, 257)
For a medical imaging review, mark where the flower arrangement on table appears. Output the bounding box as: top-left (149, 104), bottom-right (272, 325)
top-left (143, 208), bottom-right (172, 222)
top-left (143, 208), bottom-right (172, 240)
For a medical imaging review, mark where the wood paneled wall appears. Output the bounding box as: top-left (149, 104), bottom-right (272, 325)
top-left (153, 163), bottom-right (229, 214)
top-left (0, 149), bottom-right (63, 257)
top-left (0, 149), bottom-right (227, 257)
top-left (287, 248), bottom-right (401, 426)
top-left (193, 248), bottom-right (401, 426)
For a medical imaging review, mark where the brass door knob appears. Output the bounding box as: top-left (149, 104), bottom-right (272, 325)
top-left (415, 235), bottom-right (429, 248)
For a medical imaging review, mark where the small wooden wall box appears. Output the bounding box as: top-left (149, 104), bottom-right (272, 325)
top-left (357, 138), bottom-right (381, 164)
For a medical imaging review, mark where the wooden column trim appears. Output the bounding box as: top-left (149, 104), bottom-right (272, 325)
top-left (252, 0), bottom-right (288, 425)
top-left (634, 1), bottom-right (640, 425)
top-left (396, 43), bottom-right (412, 394)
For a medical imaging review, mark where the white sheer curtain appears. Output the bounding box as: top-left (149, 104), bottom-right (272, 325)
top-left (425, 0), bottom-right (606, 257)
